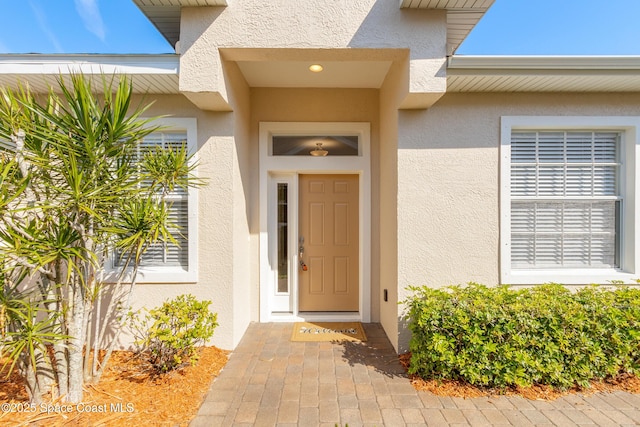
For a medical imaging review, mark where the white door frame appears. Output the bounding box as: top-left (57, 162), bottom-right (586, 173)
top-left (259, 122), bottom-right (371, 322)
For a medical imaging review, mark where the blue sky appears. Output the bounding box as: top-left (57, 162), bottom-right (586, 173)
top-left (0, 0), bottom-right (639, 55)
top-left (457, 0), bottom-right (640, 55)
top-left (0, 0), bottom-right (171, 54)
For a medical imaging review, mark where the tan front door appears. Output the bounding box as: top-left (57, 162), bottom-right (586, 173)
top-left (298, 174), bottom-right (359, 311)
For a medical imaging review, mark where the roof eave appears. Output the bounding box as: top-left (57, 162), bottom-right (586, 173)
top-left (132, 0), bottom-right (228, 48)
top-left (448, 55), bottom-right (640, 70)
top-left (400, 0), bottom-right (496, 56)
top-left (0, 54), bottom-right (180, 94)
top-left (447, 55), bottom-right (640, 93)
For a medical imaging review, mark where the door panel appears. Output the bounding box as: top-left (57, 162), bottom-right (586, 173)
top-left (309, 203), bottom-right (325, 245)
top-left (299, 174), bottom-right (359, 311)
top-left (334, 203), bottom-right (350, 245)
top-left (333, 257), bottom-right (349, 293)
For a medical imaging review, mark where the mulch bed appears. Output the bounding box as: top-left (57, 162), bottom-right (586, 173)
top-left (0, 347), bottom-right (229, 426)
top-left (399, 352), bottom-right (640, 400)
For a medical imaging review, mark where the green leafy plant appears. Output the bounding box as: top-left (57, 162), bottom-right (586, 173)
top-left (0, 74), bottom-right (203, 403)
top-left (403, 283), bottom-right (640, 390)
top-left (1, 285), bottom-right (70, 404)
top-left (128, 294), bottom-right (218, 373)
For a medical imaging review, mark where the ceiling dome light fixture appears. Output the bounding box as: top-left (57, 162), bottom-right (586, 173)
top-left (310, 142), bottom-right (328, 156)
top-left (309, 64), bottom-right (323, 73)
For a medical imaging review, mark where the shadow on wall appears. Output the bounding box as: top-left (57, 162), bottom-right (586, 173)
top-left (177, 7), bottom-right (225, 55)
top-left (91, 284), bottom-right (133, 351)
top-left (349, 0), bottom-right (447, 81)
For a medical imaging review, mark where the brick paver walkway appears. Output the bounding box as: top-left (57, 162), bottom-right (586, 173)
top-left (191, 323), bottom-right (640, 426)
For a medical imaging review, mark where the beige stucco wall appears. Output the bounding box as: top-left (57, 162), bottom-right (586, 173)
top-left (224, 61), bottom-right (254, 346)
top-left (126, 0), bottom-right (448, 349)
top-left (378, 60), bottom-right (405, 350)
top-left (391, 91), bottom-right (640, 351)
top-left (126, 92), bottom-right (251, 350)
top-left (177, 0), bottom-right (447, 109)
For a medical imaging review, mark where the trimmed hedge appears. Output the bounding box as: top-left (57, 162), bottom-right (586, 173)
top-left (404, 283), bottom-right (640, 389)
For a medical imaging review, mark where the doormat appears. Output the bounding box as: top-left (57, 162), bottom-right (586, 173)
top-left (291, 322), bottom-right (367, 342)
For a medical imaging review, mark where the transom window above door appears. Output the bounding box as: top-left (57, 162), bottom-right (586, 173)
top-left (271, 135), bottom-right (359, 156)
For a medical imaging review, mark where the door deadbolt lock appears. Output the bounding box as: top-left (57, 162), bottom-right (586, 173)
top-left (299, 235), bottom-right (307, 270)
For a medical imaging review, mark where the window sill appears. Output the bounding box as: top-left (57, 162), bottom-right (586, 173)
top-left (502, 269), bottom-right (637, 285)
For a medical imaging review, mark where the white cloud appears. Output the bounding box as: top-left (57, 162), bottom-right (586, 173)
top-left (29, 0), bottom-right (63, 52)
top-left (74, 0), bottom-right (106, 42)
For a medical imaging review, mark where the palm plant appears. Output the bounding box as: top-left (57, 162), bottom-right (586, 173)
top-left (0, 74), bottom-right (201, 403)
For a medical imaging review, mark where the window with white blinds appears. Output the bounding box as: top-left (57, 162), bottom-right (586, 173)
top-left (140, 131), bottom-right (189, 268)
top-left (115, 131), bottom-right (189, 268)
top-left (510, 131), bottom-right (621, 269)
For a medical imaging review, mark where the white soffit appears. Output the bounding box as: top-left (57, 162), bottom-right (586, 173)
top-left (447, 56), bottom-right (640, 92)
top-left (236, 60), bottom-right (392, 88)
top-left (0, 54), bottom-right (180, 94)
top-left (400, 0), bottom-right (495, 56)
top-left (133, 0), bottom-right (227, 48)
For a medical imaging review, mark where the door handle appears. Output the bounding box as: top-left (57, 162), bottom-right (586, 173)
top-left (299, 236), bottom-right (307, 271)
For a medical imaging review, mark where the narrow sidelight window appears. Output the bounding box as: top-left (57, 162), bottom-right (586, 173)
top-left (277, 183), bottom-right (289, 293)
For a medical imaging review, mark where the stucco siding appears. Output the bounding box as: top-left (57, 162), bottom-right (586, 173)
top-left (126, 94), bottom-right (242, 350)
top-left (225, 60), bottom-right (254, 345)
top-left (178, 0), bottom-right (447, 109)
top-left (392, 92), bottom-right (640, 350)
top-left (379, 60), bottom-right (404, 350)
top-left (180, 1), bottom-right (445, 54)
top-left (400, 92), bottom-right (640, 283)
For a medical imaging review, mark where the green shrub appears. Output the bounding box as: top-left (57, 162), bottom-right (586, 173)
top-left (403, 283), bottom-right (640, 390)
top-left (129, 294), bottom-right (218, 372)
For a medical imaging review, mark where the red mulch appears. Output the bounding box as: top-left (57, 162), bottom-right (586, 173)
top-left (0, 347), bottom-right (229, 426)
top-left (398, 352), bottom-right (640, 400)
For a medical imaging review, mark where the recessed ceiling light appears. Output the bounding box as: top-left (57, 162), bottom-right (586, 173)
top-left (309, 64), bottom-right (323, 73)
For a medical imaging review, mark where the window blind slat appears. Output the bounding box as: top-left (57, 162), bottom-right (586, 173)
top-left (593, 166), bottom-right (617, 195)
top-left (512, 132), bottom-right (537, 163)
top-left (510, 200), bottom-right (617, 268)
top-left (566, 132), bottom-right (593, 163)
top-left (511, 234), bottom-right (535, 267)
top-left (537, 166), bottom-right (565, 196)
top-left (537, 132), bottom-right (565, 163)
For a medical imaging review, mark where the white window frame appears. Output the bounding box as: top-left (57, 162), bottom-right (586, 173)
top-left (501, 116), bottom-right (640, 284)
top-left (105, 117), bottom-right (198, 283)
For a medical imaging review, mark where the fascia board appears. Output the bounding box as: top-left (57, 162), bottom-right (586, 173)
top-left (448, 55), bottom-right (640, 71)
top-left (0, 54), bottom-right (179, 75)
